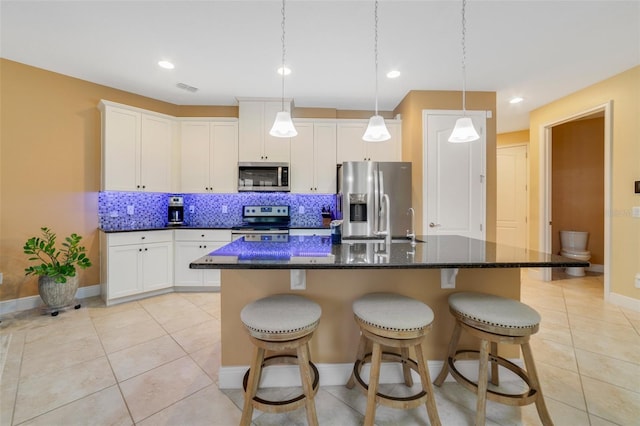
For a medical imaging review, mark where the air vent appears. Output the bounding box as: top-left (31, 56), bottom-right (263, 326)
top-left (176, 82), bottom-right (198, 93)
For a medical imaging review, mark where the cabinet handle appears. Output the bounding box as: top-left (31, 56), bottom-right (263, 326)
top-left (142, 185), bottom-right (146, 189)
top-left (201, 234), bottom-right (205, 237)
top-left (144, 248), bottom-right (148, 251)
top-left (141, 236), bottom-right (146, 240)
top-left (138, 248), bottom-right (142, 252)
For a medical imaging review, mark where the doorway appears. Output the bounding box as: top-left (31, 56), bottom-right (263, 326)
top-left (539, 102), bottom-right (611, 295)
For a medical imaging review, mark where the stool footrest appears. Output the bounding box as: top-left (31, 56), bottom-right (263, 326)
top-left (449, 350), bottom-right (538, 406)
top-left (242, 354), bottom-right (320, 413)
top-left (353, 351), bottom-right (429, 409)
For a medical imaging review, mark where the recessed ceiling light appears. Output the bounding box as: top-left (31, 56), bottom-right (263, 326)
top-left (277, 66), bottom-right (291, 76)
top-left (158, 60), bottom-right (175, 70)
top-left (386, 70), bottom-right (401, 79)
top-left (509, 96), bottom-right (524, 104)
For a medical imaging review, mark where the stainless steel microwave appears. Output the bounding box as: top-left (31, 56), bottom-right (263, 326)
top-left (238, 162), bottom-right (290, 192)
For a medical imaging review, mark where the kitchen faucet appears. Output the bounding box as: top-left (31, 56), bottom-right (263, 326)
top-left (407, 207), bottom-right (416, 245)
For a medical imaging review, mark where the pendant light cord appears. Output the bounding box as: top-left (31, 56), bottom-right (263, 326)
top-left (280, 0), bottom-right (286, 111)
top-left (460, 0), bottom-right (468, 114)
top-left (374, 0), bottom-right (380, 115)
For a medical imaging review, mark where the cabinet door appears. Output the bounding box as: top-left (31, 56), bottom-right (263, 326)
top-left (263, 101), bottom-right (291, 162)
top-left (366, 121), bottom-right (401, 162)
top-left (103, 106), bottom-right (139, 191)
top-left (337, 122), bottom-right (367, 162)
top-left (107, 245), bottom-right (142, 298)
top-left (313, 122), bottom-right (337, 193)
top-left (202, 242), bottom-right (226, 287)
top-left (290, 122), bottom-right (315, 193)
top-left (238, 101), bottom-right (264, 162)
top-left (181, 121), bottom-right (211, 193)
top-left (140, 114), bottom-right (173, 192)
top-left (211, 122), bottom-right (239, 192)
top-left (141, 242), bottom-right (173, 291)
top-left (174, 242), bottom-right (205, 286)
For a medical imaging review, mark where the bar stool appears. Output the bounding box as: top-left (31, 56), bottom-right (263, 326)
top-left (240, 294), bottom-right (321, 426)
top-left (347, 292), bottom-right (441, 426)
top-left (434, 292), bottom-right (552, 426)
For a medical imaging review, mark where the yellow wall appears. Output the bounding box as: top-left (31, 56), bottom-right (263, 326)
top-left (393, 90), bottom-right (497, 240)
top-left (529, 66), bottom-right (640, 300)
top-left (497, 129), bottom-right (529, 146)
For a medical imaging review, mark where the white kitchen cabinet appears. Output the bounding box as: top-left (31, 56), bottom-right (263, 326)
top-left (100, 230), bottom-right (173, 305)
top-left (238, 99), bottom-right (291, 162)
top-left (99, 100), bottom-right (173, 192)
top-left (174, 230), bottom-right (231, 288)
top-left (180, 119), bottom-right (238, 193)
top-left (336, 119), bottom-right (402, 163)
top-left (291, 120), bottom-right (337, 193)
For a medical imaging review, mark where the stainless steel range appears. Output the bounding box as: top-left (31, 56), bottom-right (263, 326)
top-left (231, 205), bottom-right (290, 241)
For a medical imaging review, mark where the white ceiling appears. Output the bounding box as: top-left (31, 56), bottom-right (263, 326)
top-left (1, 0), bottom-right (638, 133)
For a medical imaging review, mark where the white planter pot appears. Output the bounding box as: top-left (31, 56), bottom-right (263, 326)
top-left (38, 275), bottom-right (79, 309)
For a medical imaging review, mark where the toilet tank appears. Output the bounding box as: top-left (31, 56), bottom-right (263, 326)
top-left (560, 231), bottom-right (589, 250)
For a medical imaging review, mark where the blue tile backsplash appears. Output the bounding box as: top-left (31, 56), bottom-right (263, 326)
top-left (99, 191), bottom-right (337, 230)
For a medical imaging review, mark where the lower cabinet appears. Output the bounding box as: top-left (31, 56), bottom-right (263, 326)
top-left (174, 229), bottom-right (231, 289)
top-left (100, 230), bottom-right (173, 304)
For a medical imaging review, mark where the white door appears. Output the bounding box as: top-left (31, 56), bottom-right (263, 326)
top-left (497, 144), bottom-right (528, 248)
top-left (423, 110), bottom-right (486, 239)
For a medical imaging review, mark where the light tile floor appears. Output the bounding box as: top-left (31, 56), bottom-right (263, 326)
top-left (1, 271), bottom-right (638, 425)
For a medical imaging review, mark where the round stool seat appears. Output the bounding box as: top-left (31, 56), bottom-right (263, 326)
top-left (449, 292), bottom-right (540, 335)
top-left (353, 292), bottom-right (434, 335)
top-left (241, 294), bottom-right (321, 340)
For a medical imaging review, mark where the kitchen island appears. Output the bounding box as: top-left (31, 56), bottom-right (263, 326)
top-left (190, 235), bottom-right (587, 389)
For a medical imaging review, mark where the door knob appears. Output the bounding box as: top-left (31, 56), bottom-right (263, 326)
top-left (429, 222), bottom-right (441, 228)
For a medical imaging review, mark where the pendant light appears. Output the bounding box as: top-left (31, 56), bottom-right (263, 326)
top-left (269, 0), bottom-right (297, 138)
top-left (362, 0), bottom-right (390, 142)
top-left (449, 0), bottom-right (480, 143)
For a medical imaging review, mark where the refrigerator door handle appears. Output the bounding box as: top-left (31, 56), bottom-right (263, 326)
top-left (377, 170), bottom-right (386, 234)
top-left (373, 168), bottom-right (379, 234)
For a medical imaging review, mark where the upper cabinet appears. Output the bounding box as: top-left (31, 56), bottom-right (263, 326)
top-left (336, 119), bottom-right (402, 163)
top-left (291, 120), bottom-right (337, 193)
top-left (180, 119), bottom-right (238, 193)
top-left (238, 99), bottom-right (291, 162)
top-left (99, 100), bottom-right (173, 192)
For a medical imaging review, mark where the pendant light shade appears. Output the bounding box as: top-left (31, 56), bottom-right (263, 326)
top-left (449, 117), bottom-right (480, 143)
top-left (448, 0), bottom-right (479, 143)
top-left (270, 0), bottom-right (296, 139)
top-left (270, 111), bottom-right (298, 137)
top-left (363, 0), bottom-right (390, 142)
top-left (363, 115), bottom-right (391, 142)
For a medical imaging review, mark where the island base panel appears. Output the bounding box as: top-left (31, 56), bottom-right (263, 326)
top-left (221, 268), bottom-right (521, 366)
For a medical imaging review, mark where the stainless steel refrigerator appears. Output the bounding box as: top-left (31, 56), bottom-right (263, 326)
top-left (337, 161), bottom-right (412, 239)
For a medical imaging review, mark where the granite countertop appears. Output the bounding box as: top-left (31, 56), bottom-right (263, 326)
top-left (100, 225), bottom-right (330, 233)
top-left (190, 235), bottom-right (589, 270)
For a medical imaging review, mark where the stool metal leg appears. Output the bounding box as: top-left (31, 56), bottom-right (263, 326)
top-left (521, 341), bottom-right (554, 426)
top-left (475, 339), bottom-right (490, 426)
top-left (241, 345), bottom-right (265, 426)
top-left (364, 341), bottom-right (383, 426)
top-left (415, 341), bottom-right (442, 426)
top-left (297, 342), bottom-right (319, 426)
top-left (434, 321), bottom-right (462, 386)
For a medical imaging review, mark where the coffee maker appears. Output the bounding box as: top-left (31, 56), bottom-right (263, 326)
top-left (168, 196), bottom-right (184, 225)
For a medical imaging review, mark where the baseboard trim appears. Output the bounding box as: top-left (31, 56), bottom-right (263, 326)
top-left (218, 359), bottom-right (524, 390)
top-left (607, 292), bottom-right (640, 312)
top-left (0, 284), bottom-right (101, 316)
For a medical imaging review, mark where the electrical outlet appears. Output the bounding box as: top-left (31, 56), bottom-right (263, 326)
top-left (635, 273), bottom-right (640, 289)
top-left (189, 205), bottom-right (195, 214)
top-left (222, 205), bottom-right (228, 214)
top-left (0, 272), bottom-right (3, 285)
top-left (127, 205), bottom-right (135, 215)
top-left (298, 206), bottom-right (305, 214)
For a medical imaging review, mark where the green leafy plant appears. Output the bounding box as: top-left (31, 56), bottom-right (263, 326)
top-left (23, 227), bottom-right (92, 283)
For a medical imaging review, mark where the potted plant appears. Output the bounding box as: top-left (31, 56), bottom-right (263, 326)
top-left (23, 227), bottom-right (92, 314)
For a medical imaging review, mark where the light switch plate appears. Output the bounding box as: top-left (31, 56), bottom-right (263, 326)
top-left (222, 205), bottom-right (228, 214)
top-left (127, 205), bottom-right (134, 215)
top-left (298, 206), bottom-right (305, 214)
top-left (632, 206), bottom-right (640, 218)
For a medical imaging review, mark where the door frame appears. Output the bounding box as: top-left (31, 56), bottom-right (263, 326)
top-left (539, 101), bottom-right (612, 295)
top-left (497, 142), bottom-right (529, 249)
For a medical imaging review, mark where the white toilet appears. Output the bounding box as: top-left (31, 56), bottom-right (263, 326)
top-left (560, 231), bottom-right (591, 276)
